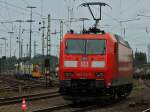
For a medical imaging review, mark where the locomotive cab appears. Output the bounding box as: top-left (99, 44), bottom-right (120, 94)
top-left (59, 33), bottom-right (108, 93)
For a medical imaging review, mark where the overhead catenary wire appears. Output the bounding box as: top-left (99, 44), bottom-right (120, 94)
top-left (0, 3), bottom-right (28, 18)
top-left (21, 0), bottom-right (30, 6)
top-left (4, 0), bottom-right (12, 21)
top-left (0, 3), bottom-right (17, 32)
top-left (0, 0), bottom-right (41, 16)
top-left (78, 0), bottom-right (149, 49)
top-left (120, 0), bottom-right (142, 15)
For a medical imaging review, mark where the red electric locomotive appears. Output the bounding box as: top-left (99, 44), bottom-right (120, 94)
top-left (59, 2), bottom-right (133, 101)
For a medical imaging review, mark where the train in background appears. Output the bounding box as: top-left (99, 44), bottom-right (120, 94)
top-left (58, 2), bottom-right (133, 102)
top-left (14, 57), bottom-right (58, 80)
top-left (15, 63), bottom-right (42, 79)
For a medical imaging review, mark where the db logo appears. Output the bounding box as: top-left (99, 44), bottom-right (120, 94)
top-left (81, 61), bottom-right (88, 67)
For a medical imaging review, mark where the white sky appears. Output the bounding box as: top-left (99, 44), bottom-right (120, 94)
top-left (0, 0), bottom-right (150, 57)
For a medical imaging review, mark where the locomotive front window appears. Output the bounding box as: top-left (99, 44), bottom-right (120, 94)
top-left (65, 39), bottom-right (106, 54)
top-left (65, 39), bottom-right (85, 54)
top-left (86, 40), bottom-right (106, 54)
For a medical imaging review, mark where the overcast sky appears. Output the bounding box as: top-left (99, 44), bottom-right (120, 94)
top-left (0, 0), bottom-right (150, 57)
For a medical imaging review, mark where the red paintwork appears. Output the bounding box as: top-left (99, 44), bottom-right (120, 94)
top-left (59, 33), bottom-right (133, 87)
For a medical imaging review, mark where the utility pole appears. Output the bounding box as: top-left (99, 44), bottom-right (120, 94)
top-left (45, 14), bottom-right (51, 87)
top-left (47, 14), bottom-right (51, 56)
top-left (79, 18), bottom-right (90, 32)
top-left (0, 37), bottom-right (7, 57)
top-left (21, 39), bottom-right (23, 58)
top-left (0, 44), bottom-right (3, 57)
top-left (42, 19), bottom-right (45, 56)
top-left (39, 18), bottom-right (46, 76)
top-left (49, 18), bottom-right (64, 57)
top-left (15, 20), bottom-right (23, 76)
top-left (16, 20), bottom-right (24, 59)
top-left (34, 40), bottom-right (38, 57)
top-left (8, 31), bottom-right (14, 58)
top-left (60, 20), bottom-right (63, 42)
top-left (67, 6), bottom-right (70, 28)
top-left (27, 6), bottom-right (36, 74)
top-left (4, 39), bottom-right (7, 57)
top-left (26, 43), bottom-right (29, 57)
top-left (0, 47), bottom-right (2, 57)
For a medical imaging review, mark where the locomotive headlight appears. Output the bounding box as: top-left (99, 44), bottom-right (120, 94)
top-left (64, 60), bottom-right (77, 67)
top-left (95, 72), bottom-right (104, 77)
top-left (92, 61), bottom-right (105, 68)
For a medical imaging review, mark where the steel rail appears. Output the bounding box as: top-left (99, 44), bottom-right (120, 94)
top-left (0, 91), bottom-right (59, 106)
top-left (71, 105), bottom-right (98, 112)
top-left (142, 108), bottom-right (150, 112)
top-left (32, 104), bottom-right (71, 112)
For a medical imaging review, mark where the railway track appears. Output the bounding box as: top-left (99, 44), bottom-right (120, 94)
top-left (0, 76), bottom-right (46, 91)
top-left (32, 103), bottom-right (109, 112)
top-left (32, 104), bottom-right (71, 112)
top-left (32, 96), bottom-right (126, 112)
top-left (0, 91), bottom-right (60, 106)
top-left (142, 107), bottom-right (150, 112)
top-left (32, 100), bottom-right (114, 112)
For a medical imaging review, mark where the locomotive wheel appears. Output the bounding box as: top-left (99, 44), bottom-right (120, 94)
top-left (117, 84), bottom-right (133, 99)
top-left (117, 87), bottom-right (126, 98)
top-left (110, 87), bottom-right (118, 100)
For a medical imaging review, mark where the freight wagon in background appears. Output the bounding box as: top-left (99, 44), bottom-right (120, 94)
top-left (14, 55), bottom-right (58, 79)
top-left (58, 2), bottom-right (133, 102)
top-left (15, 63), bottom-right (42, 79)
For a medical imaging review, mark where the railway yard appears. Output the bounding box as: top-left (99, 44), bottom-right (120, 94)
top-left (0, 0), bottom-right (150, 112)
top-left (0, 73), bottom-right (149, 112)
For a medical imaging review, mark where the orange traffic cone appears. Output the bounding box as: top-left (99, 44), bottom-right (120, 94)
top-left (21, 98), bottom-right (27, 111)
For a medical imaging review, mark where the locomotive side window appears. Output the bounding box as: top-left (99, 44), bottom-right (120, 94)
top-left (65, 39), bottom-right (106, 55)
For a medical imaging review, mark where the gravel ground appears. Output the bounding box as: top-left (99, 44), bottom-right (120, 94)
top-left (0, 75), bottom-right (58, 98)
top-left (0, 80), bottom-right (149, 112)
top-left (89, 80), bottom-right (150, 112)
top-left (0, 96), bottom-right (66, 112)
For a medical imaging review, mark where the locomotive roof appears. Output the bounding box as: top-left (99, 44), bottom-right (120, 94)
top-left (114, 34), bottom-right (131, 48)
top-left (63, 33), bottom-right (131, 49)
